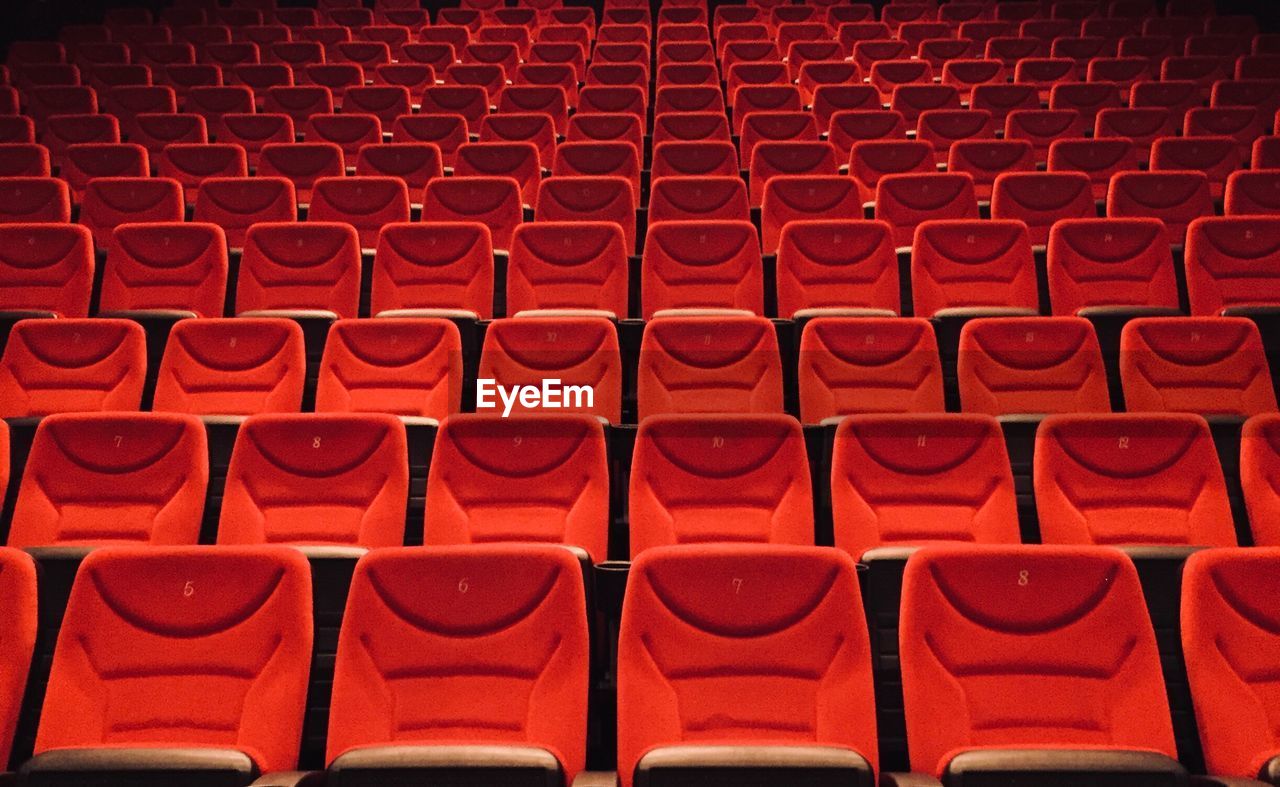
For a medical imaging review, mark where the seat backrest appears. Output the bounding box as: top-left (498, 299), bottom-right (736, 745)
top-left (1034, 412), bottom-right (1237, 546)
top-left (80, 176), bottom-right (184, 248)
top-left (910, 218), bottom-right (1038, 318)
top-left (477, 316), bottom-right (622, 423)
top-left (371, 221), bottom-right (494, 318)
top-left (1225, 170), bottom-right (1280, 216)
top-left (0, 318), bottom-right (144, 417)
top-left (832, 413), bottom-right (1018, 556)
top-left (641, 220), bottom-right (762, 318)
top-left (100, 221), bottom-right (228, 318)
top-left (506, 221), bottom-right (629, 318)
top-left (1107, 170), bottom-right (1214, 243)
top-left (989, 171), bottom-right (1095, 246)
top-left (637, 315), bottom-right (783, 419)
top-left (617, 544), bottom-right (876, 787)
top-left (354, 142), bottom-right (443, 193)
top-left (900, 545), bottom-right (1176, 777)
top-left (35, 546), bottom-right (312, 773)
top-left (1120, 316), bottom-right (1277, 417)
top-left (424, 414), bottom-right (609, 562)
top-left (307, 176), bottom-right (410, 251)
top-left (629, 414), bottom-right (813, 557)
top-left (152, 317), bottom-right (305, 415)
top-left (218, 412), bottom-right (408, 548)
top-left (256, 141), bottom-right (343, 201)
top-left (328, 545), bottom-right (588, 777)
top-left (9, 412), bottom-right (207, 548)
top-left (1241, 415), bottom-right (1280, 547)
top-left (236, 221), bottom-right (361, 319)
top-left (192, 176), bottom-right (297, 249)
top-left (534, 176), bottom-right (638, 253)
top-left (1046, 217), bottom-right (1178, 314)
top-left (959, 316), bottom-right (1111, 415)
top-left (455, 141), bottom-right (542, 206)
top-left (552, 140), bottom-right (642, 204)
top-left (315, 318), bottom-right (462, 420)
top-left (876, 173), bottom-right (980, 248)
top-left (0, 177), bottom-right (70, 224)
top-left (799, 317), bottom-right (944, 423)
top-left (422, 176), bottom-right (523, 252)
top-left (157, 142), bottom-right (248, 203)
top-left (1182, 548), bottom-right (1280, 778)
top-left (1185, 216), bottom-right (1280, 316)
top-left (761, 175), bottom-right (862, 254)
top-left (0, 547), bottom-right (35, 765)
top-left (0, 223), bottom-right (93, 317)
top-left (776, 219), bottom-right (899, 318)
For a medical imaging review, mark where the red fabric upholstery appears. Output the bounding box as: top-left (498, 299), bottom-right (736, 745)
top-left (100, 221), bottom-right (227, 318)
top-left (507, 221), bottom-right (628, 318)
top-left (371, 221), bottom-right (495, 318)
top-left (315, 318), bottom-right (462, 420)
top-left (641, 220), bottom-right (762, 318)
top-left (153, 317), bottom-right (305, 415)
top-left (0, 318), bottom-right (144, 417)
top-left (0, 223), bottom-right (93, 317)
top-left (638, 315), bottom-right (783, 419)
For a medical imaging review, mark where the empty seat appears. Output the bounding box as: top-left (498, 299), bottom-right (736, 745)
top-left (628, 415), bottom-right (813, 556)
top-left (799, 317), bottom-right (945, 423)
top-left (237, 222), bottom-right (360, 320)
top-left (1107, 171), bottom-right (1215, 244)
top-left (652, 112), bottom-right (731, 146)
top-left (876, 173), bottom-right (980, 248)
top-left (30, 546), bottom-right (311, 777)
top-left (748, 141), bottom-right (839, 207)
top-left (1035, 413), bottom-right (1237, 546)
top-left (911, 219), bottom-right (1038, 319)
top-left (892, 85), bottom-right (961, 125)
top-left (327, 544), bottom-right (588, 782)
top-left (916, 108), bottom-right (996, 153)
top-left (315, 318), bottom-right (461, 420)
top-left (217, 113), bottom-right (294, 168)
top-left (1131, 79), bottom-right (1202, 117)
top-left (157, 142), bottom-right (248, 204)
top-left (424, 413), bottom-right (609, 560)
top-left (371, 222), bottom-right (494, 319)
top-left (60, 142), bottom-right (148, 200)
top-left (1120, 316), bottom-right (1276, 416)
top-left (0, 223), bottom-right (93, 317)
top-left (970, 83), bottom-right (1040, 125)
top-left (617, 544), bottom-right (874, 786)
top-left (419, 86), bottom-right (489, 133)
top-left (776, 219), bottom-right (899, 318)
top-left (80, 176), bottom-right (184, 249)
top-left (307, 176), bottom-right (409, 251)
top-left (1094, 107), bottom-right (1176, 163)
top-left (1151, 136), bottom-right (1241, 199)
top-left (390, 115), bottom-right (467, 170)
top-left (849, 140), bottom-right (937, 204)
top-left (958, 316), bottom-right (1111, 415)
top-left (552, 141), bottom-right (642, 205)
top-left (1225, 170), bottom-right (1280, 216)
top-left (812, 85), bottom-right (881, 129)
top-left (832, 413), bottom-right (1018, 556)
top-left (899, 545), bottom-right (1183, 780)
top-left (534, 176), bottom-right (638, 253)
top-left (1047, 217), bottom-right (1179, 317)
top-left (738, 112), bottom-right (820, 171)
top-left (733, 86), bottom-right (803, 134)
top-left (990, 171), bottom-right (1097, 246)
top-left (100, 221), bottom-right (228, 319)
top-left (8, 412), bottom-right (207, 548)
top-left (0, 547), bottom-right (35, 763)
top-left (354, 143), bottom-right (442, 195)
top-left (257, 142), bottom-right (344, 205)
top-left (0, 318), bottom-right (145, 417)
top-left (217, 412), bottom-right (407, 548)
top-left (641, 220), bottom-right (762, 318)
top-left (576, 86), bottom-right (647, 131)
top-left (152, 317), bottom-right (306, 415)
top-left (0, 144), bottom-right (46, 178)
top-left (479, 112), bottom-right (557, 169)
top-left (506, 221), bottom-right (628, 319)
top-left (41, 114), bottom-right (119, 167)
top-left (454, 142), bottom-right (542, 207)
top-left (193, 176), bottom-right (297, 250)
top-left (946, 140), bottom-right (1036, 201)
top-left (761, 175), bottom-right (862, 254)
top-left (637, 315), bottom-right (783, 419)
top-left (304, 113), bottom-right (382, 159)
top-left (342, 85), bottom-right (409, 124)
top-left (826, 110), bottom-right (908, 159)
top-left (422, 177), bottom-right (522, 252)
top-left (1048, 138), bottom-right (1142, 202)
top-left (1049, 82), bottom-right (1124, 126)
top-left (1185, 216), bottom-right (1280, 317)
top-left (650, 141), bottom-right (737, 181)
top-left (1185, 106), bottom-right (1264, 158)
top-left (184, 85), bottom-right (255, 131)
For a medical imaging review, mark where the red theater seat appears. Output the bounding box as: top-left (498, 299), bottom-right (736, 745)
top-left (0, 547), bottom-right (35, 764)
top-left (8, 412), bottom-right (207, 548)
top-left (552, 141), bottom-right (642, 205)
top-left (236, 222), bottom-right (360, 320)
top-left (899, 546), bottom-right (1182, 779)
top-left (371, 222), bottom-right (494, 319)
top-left (218, 412), bottom-right (407, 547)
top-left (0, 177), bottom-right (70, 224)
top-left (477, 317), bottom-right (622, 422)
top-left (30, 547), bottom-right (312, 777)
top-left (877, 172), bottom-right (982, 250)
top-left (990, 171), bottom-right (1097, 246)
top-left (849, 140), bottom-right (937, 204)
top-left (423, 416), bottom-right (609, 561)
top-left (1185, 216), bottom-right (1280, 317)
top-left (506, 221), bottom-right (628, 318)
top-left (946, 140), bottom-right (1035, 201)
top-left (157, 142), bottom-right (248, 204)
top-left (0, 317), bottom-right (144, 417)
top-left (390, 115), bottom-right (467, 170)
top-left (80, 176), bottom-right (184, 249)
top-left (423, 177), bottom-right (522, 252)
top-left (153, 317), bottom-right (305, 415)
top-left (911, 219), bottom-right (1038, 318)
top-left (799, 317), bottom-right (944, 423)
top-left (420, 86), bottom-right (489, 134)
top-left (617, 544), bottom-right (875, 786)
top-left (100, 221), bottom-right (227, 319)
top-left (1035, 413), bottom-right (1236, 546)
top-left (628, 415), bottom-right (813, 556)
top-left (1094, 107), bottom-right (1176, 164)
top-left (534, 176), bottom-right (637, 253)
top-left (1107, 170), bottom-right (1214, 243)
top-left (256, 141), bottom-right (344, 205)
top-left (748, 141), bottom-right (839, 207)
top-left (193, 176), bottom-right (296, 250)
top-left (776, 219), bottom-right (899, 318)
top-left (637, 315), bottom-right (783, 419)
top-left (307, 176), bottom-right (410, 251)
top-left (303, 113), bottom-right (382, 159)
top-left (354, 143), bottom-right (443, 195)
top-left (61, 142), bottom-right (148, 201)
top-left (0, 223), bottom-right (93, 317)
top-left (826, 111), bottom-right (908, 160)
top-left (1225, 170), bottom-right (1280, 216)
top-left (832, 413), bottom-right (1018, 556)
top-left (217, 113), bottom-right (294, 168)
top-left (958, 316), bottom-right (1111, 415)
top-left (1151, 136), bottom-right (1241, 199)
top-left (761, 175), bottom-right (862, 254)
top-left (454, 143), bottom-right (541, 207)
top-left (641, 220), bottom-right (762, 318)
top-left (315, 318), bottom-right (461, 420)
top-left (1047, 217), bottom-right (1179, 316)
top-left (479, 113), bottom-right (558, 169)
top-left (326, 545), bottom-right (588, 782)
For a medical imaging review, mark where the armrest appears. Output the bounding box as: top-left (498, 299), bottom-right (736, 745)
top-left (636, 745), bottom-right (874, 787)
top-left (292, 545), bottom-right (368, 561)
top-left (97, 309), bottom-right (199, 321)
top-left (1222, 305), bottom-right (1280, 318)
top-left (931, 307), bottom-right (1039, 320)
top-left (513, 309), bottom-right (618, 321)
top-left (572, 771), bottom-right (617, 787)
top-left (650, 308), bottom-right (757, 319)
top-left (23, 546), bottom-right (96, 562)
top-left (793, 307), bottom-right (898, 319)
top-left (860, 546), bottom-right (921, 564)
top-left (374, 308), bottom-right (480, 320)
top-left (1190, 777), bottom-right (1272, 787)
top-left (1075, 305), bottom-right (1182, 318)
top-left (328, 745), bottom-right (561, 787)
top-left (1120, 545), bottom-right (1205, 563)
top-left (880, 773), bottom-right (944, 787)
top-left (946, 749), bottom-right (1186, 785)
top-left (0, 310), bottom-right (57, 321)
top-left (250, 772), bottom-right (326, 787)
top-left (20, 748), bottom-right (257, 786)
top-left (237, 309), bottom-right (340, 322)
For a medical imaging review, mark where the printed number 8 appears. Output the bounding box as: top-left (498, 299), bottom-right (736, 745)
top-left (1017, 570), bottom-right (1029, 587)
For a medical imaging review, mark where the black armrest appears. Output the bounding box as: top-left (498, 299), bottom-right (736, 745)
top-left (22, 546), bottom-right (95, 562)
top-left (98, 309), bottom-right (199, 321)
top-left (1222, 305), bottom-right (1280, 318)
top-left (20, 748), bottom-right (258, 787)
top-left (249, 772), bottom-right (326, 787)
top-left (0, 310), bottom-right (57, 321)
top-left (945, 749), bottom-right (1187, 787)
top-left (881, 773), bottom-right (944, 787)
top-left (1075, 305), bottom-right (1182, 318)
top-left (1121, 545), bottom-right (1205, 563)
top-left (635, 745), bottom-right (874, 787)
top-left (327, 745), bottom-right (561, 787)
top-left (572, 771), bottom-right (617, 787)
top-left (1190, 776), bottom-right (1272, 787)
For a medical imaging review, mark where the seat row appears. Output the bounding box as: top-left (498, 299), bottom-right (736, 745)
top-left (0, 542), bottom-right (1279, 786)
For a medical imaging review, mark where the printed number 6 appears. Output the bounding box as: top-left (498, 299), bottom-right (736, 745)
top-left (183, 581), bottom-right (194, 598)
top-left (458, 578), bottom-right (469, 593)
